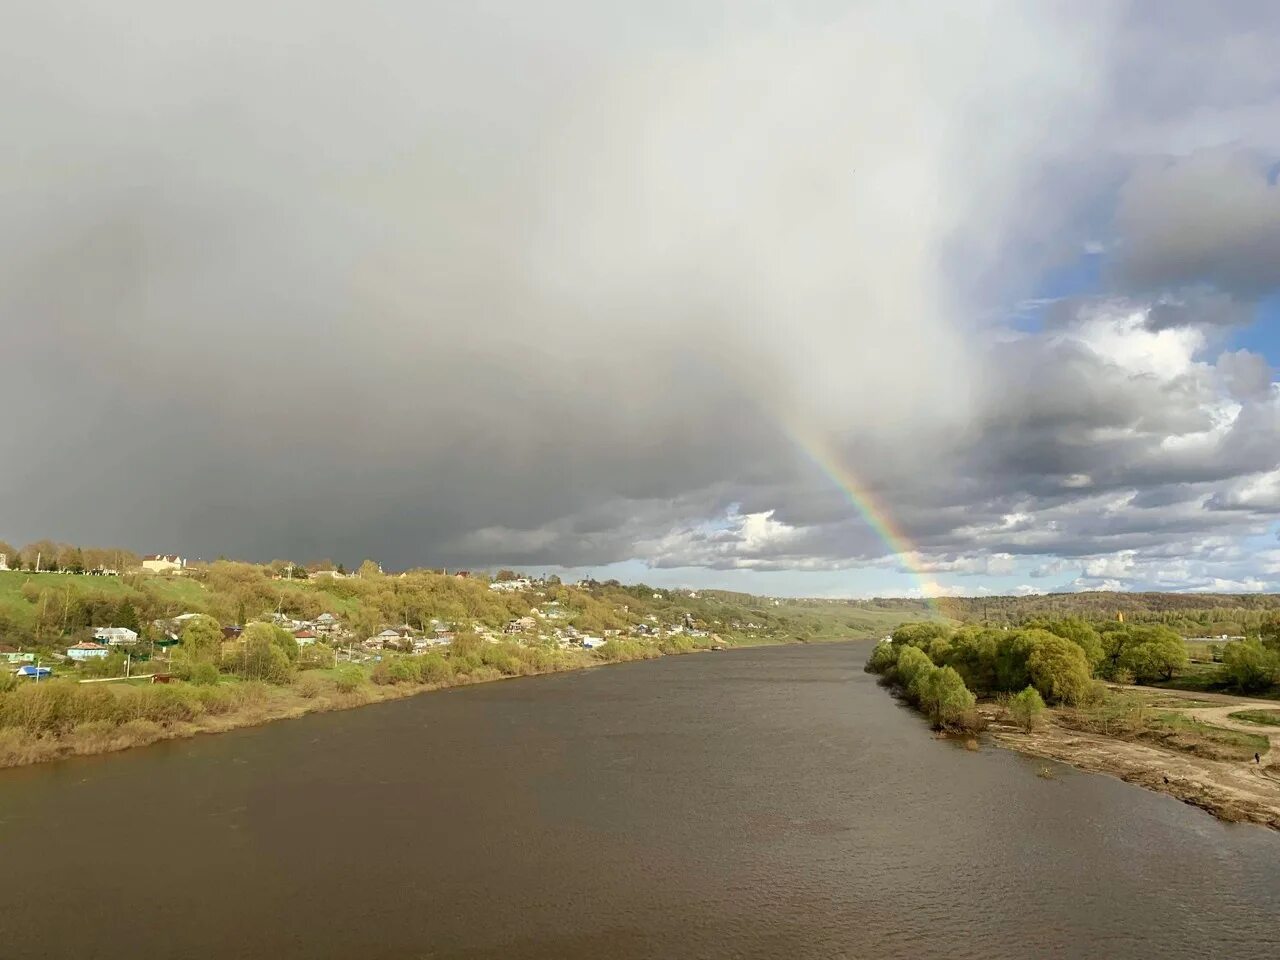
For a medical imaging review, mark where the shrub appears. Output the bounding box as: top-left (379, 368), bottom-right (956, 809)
top-left (865, 642), bottom-right (900, 675)
top-left (294, 673), bottom-right (329, 699)
top-left (333, 666), bottom-right (365, 693)
top-left (187, 661), bottom-right (221, 686)
top-left (417, 653), bottom-right (454, 684)
top-left (593, 639), bottom-right (659, 663)
top-left (1008, 686), bottom-right (1046, 732)
top-left (371, 660), bottom-right (414, 686)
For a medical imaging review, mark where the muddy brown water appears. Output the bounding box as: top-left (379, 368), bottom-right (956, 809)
top-left (1, 641), bottom-right (1278, 959)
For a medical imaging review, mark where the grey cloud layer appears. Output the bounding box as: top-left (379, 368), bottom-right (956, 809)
top-left (3, 2), bottom-right (1280, 592)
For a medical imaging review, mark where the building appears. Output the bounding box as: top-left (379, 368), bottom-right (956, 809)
top-left (293, 630), bottom-right (318, 647)
top-left (142, 554), bottom-right (186, 574)
top-left (489, 578), bottom-right (532, 592)
top-left (67, 641), bottom-right (110, 661)
top-left (313, 612), bottom-right (341, 635)
top-left (0, 553), bottom-right (8, 571)
top-left (92, 627), bottom-right (139, 645)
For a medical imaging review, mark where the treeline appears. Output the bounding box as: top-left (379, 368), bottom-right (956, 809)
top-left (0, 539), bottom-right (139, 573)
top-left (867, 619), bottom-right (1190, 729)
top-left (870, 617), bottom-right (1280, 724)
top-left (934, 592), bottom-right (1280, 636)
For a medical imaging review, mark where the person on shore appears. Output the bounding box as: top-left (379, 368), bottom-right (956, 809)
top-left (1255, 752), bottom-right (1261, 765)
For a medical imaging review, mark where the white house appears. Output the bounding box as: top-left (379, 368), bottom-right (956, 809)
top-left (581, 636), bottom-right (606, 649)
top-left (292, 630), bottom-right (318, 647)
top-left (67, 641), bottom-right (110, 661)
top-left (92, 627), bottom-right (139, 645)
top-left (142, 554), bottom-right (186, 574)
top-left (0, 553), bottom-right (9, 571)
top-left (489, 578), bottom-right (532, 592)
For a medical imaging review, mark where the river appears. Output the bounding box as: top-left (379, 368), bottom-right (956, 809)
top-left (1, 641), bottom-right (1277, 958)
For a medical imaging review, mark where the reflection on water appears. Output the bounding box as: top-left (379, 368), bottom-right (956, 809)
top-left (2, 641), bottom-right (1278, 959)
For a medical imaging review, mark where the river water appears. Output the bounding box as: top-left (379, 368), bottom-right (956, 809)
top-left (1, 641), bottom-right (1277, 958)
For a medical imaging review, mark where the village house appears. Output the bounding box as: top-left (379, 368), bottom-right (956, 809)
top-left (67, 640), bottom-right (110, 661)
top-left (313, 612), bottom-right (341, 634)
top-left (293, 630), bottom-right (318, 647)
top-left (142, 554), bottom-right (186, 574)
top-left (92, 627), bottom-right (139, 645)
top-left (489, 578), bottom-right (532, 592)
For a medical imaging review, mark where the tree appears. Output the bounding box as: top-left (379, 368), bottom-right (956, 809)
top-left (180, 615), bottom-right (223, 659)
top-left (894, 645), bottom-right (935, 695)
top-left (891, 622), bottom-right (952, 649)
top-left (1042, 618), bottom-right (1103, 669)
top-left (229, 623), bottom-right (295, 683)
top-left (357, 560), bottom-right (382, 578)
top-left (336, 562), bottom-right (346, 575)
top-left (114, 599), bottom-right (141, 635)
top-left (915, 665), bottom-right (976, 729)
top-left (1260, 616), bottom-right (1280, 652)
top-left (1220, 639), bottom-right (1280, 693)
top-left (66, 548), bottom-right (85, 575)
top-left (1027, 634), bottom-right (1092, 705)
top-left (1008, 686), bottom-right (1046, 732)
top-left (1117, 626), bottom-right (1186, 682)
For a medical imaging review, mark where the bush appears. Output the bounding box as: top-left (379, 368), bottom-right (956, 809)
top-left (593, 639), bottom-right (659, 663)
top-left (294, 673), bottom-right (329, 699)
top-left (187, 661), bottom-right (221, 686)
top-left (1008, 686), bottom-right (1046, 732)
top-left (417, 653), bottom-right (454, 684)
top-left (333, 666), bottom-right (365, 693)
top-left (865, 642), bottom-right (900, 675)
top-left (370, 660), bottom-right (399, 685)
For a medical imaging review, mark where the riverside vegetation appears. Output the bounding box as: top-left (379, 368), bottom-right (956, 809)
top-left (0, 550), bottom-right (941, 767)
top-left (868, 619), bottom-right (1280, 827)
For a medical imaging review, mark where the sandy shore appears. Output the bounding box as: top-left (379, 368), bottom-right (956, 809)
top-left (985, 688), bottom-right (1280, 830)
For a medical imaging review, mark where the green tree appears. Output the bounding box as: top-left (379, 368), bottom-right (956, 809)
top-left (915, 665), bottom-right (976, 729)
top-left (893, 644), bottom-right (935, 694)
top-left (1117, 626), bottom-right (1186, 683)
top-left (1027, 633), bottom-right (1092, 705)
top-left (114, 599), bottom-right (141, 635)
top-left (180, 615), bottom-right (223, 659)
top-left (1008, 686), bottom-right (1046, 732)
top-left (1220, 639), bottom-right (1280, 693)
top-left (1260, 616), bottom-right (1280, 652)
top-left (229, 623), bottom-right (295, 683)
top-left (1042, 618), bottom-right (1103, 669)
top-left (891, 622), bottom-right (951, 649)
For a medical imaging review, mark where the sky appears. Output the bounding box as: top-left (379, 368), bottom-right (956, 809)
top-left (3, 1), bottom-right (1280, 598)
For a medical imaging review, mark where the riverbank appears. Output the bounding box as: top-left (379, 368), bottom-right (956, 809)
top-left (0, 638), bottom-right (803, 769)
top-left (982, 687), bottom-right (1280, 830)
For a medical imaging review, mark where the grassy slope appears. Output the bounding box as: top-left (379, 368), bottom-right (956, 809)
top-left (0, 571), bottom-right (208, 628)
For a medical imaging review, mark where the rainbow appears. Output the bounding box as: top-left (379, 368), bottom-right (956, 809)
top-left (789, 424), bottom-right (943, 610)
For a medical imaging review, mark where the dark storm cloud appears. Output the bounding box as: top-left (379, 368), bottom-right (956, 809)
top-left (1112, 149), bottom-right (1280, 299)
top-left (3, 1), bottom-right (1280, 591)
